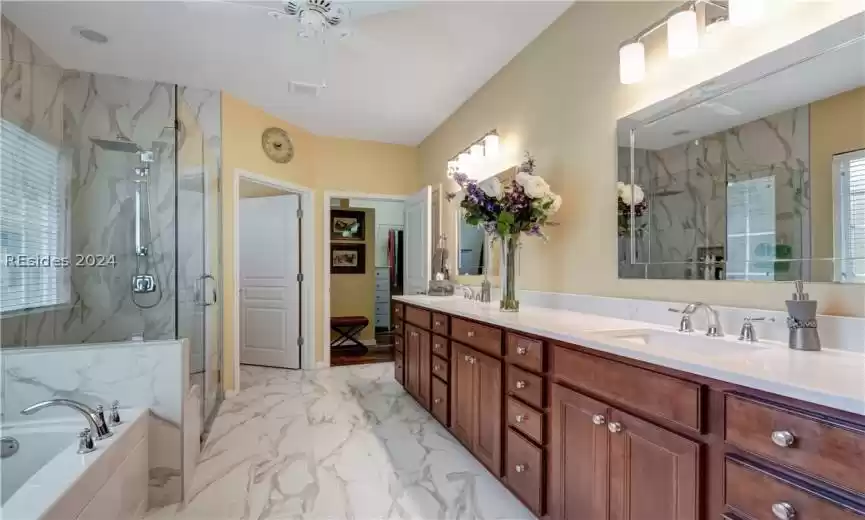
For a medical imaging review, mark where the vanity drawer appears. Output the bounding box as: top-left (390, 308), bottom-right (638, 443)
top-left (432, 313), bottom-right (449, 335)
top-left (451, 317), bottom-right (503, 356)
top-left (405, 306), bottom-right (431, 328)
top-left (506, 333), bottom-right (544, 373)
top-left (431, 335), bottom-right (449, 359)
top-left (431, 377), bottom-right (448, 426)
top-left (394, 351), bottom-right (404, 386)
top-left (394, 334), bottom-right (404, 352)
top-left (507, 397), bottom-right (544, 445)
top-left (507, 365), bottom-right (544, 410)
top-left (394, 320), bottom-right (403, 335)
top-left (392, 302), bottom-right (403, 319)
top-left (553, 345), bottom-right (702, 432)
top-left (726, 394), bottom-right (865, 495)
top-left (725, 457), bottom-right (863, 520)
top-left (431, 355), bottom-right (449, 383)
top-left (505, 429), bottom-right (544, 516)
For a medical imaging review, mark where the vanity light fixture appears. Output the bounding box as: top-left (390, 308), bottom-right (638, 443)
top-left (620, 0), bottom-right (751, 85)
top-left (446, 130), bottom-right (500, 179)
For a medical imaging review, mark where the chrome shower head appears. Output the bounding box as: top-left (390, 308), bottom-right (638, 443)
top-left (90, 137), bottom-right (141, 153)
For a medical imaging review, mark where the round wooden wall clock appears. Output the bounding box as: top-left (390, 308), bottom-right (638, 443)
top-left (261, 127), bottom-right (294, 163)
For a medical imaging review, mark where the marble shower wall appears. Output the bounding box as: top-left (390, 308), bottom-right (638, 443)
top-left (620, 106), bottom-right (811, 280)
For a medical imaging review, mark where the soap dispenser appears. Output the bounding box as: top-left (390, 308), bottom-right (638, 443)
top-left (785, 280), bottom-right (821, 351)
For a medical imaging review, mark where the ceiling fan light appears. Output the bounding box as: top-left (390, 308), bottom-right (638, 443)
top-left (619, 41), bottom-right (646, 85)
top-left (730, 0), bottom-right (765, 26)
top-left (667, 9), bottom-right (699, 58)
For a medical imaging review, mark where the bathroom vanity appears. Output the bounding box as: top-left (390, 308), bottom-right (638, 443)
top-left (392, 296), bottom-right (865, 520)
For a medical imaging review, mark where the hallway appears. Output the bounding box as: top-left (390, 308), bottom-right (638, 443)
top-left (167, 364), bottom-right (534, 520)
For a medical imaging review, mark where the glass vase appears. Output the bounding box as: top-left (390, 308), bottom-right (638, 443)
top-left (499, 233), bottom-right (520, 312)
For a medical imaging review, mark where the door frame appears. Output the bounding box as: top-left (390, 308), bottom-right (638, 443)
top-left (232, 169), bottom-right (316, 392)
top-left (322, 191), bottom-right (408, 369)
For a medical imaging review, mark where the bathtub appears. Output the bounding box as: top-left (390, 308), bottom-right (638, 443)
top-left (1, 408), bottom-right (149, 520)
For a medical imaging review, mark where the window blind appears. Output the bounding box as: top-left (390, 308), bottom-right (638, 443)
top-left (726, 175), bottom-right (776, 281)
top-left (0, 118), bottom-right (69, 313)
top-left (836, 149), bottom-right (865, 282)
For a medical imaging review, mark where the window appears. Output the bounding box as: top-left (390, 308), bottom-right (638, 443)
top-left (0, 119), bottom-right (69, 313)
top-left (726, 175), bottom-right (777, 280)
top-left (834, 149), bottom-right (865, 282)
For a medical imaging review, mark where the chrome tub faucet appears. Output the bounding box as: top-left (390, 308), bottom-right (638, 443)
top-left (21, 399), bottom-right (113, 440)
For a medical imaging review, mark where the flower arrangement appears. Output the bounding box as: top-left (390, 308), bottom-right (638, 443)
top-left (617, 181), bottom-right (647, 237)
top-left (448, 153), bottom-right (561, 312)
top-left (449, 153), bottom-right (562, 241)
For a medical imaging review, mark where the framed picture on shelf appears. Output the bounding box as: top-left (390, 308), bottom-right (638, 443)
top-left (331, 210), bottom-right (365, 241)
top-left (331, 243), bottom-right (366, 274)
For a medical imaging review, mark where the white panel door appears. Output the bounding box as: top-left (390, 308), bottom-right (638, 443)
top-left (239, 195), bottom-right (300, 369)
top-left (404, 186), bottom-right (431, 295)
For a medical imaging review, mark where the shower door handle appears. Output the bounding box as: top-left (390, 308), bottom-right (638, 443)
top-left (201, 274), bottom-right (217, 306)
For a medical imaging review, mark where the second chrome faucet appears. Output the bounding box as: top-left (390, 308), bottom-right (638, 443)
top-left (669, 302), bottom-right (723, 337)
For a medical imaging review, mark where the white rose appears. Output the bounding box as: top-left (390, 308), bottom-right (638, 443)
top-left (479, 177), bottom-right (503, 199)
top-left (619, 185), bottom-right (633, 205)
top-left (549, 194), bottom-right (562, 213)
top-left (616, 181), bottom-right (626, 198)
top-left (517, 173), bottom-right (550, 199)
top-left (632, 185), bottom-right (645, 205)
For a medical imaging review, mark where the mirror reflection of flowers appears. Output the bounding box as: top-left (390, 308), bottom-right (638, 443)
top-left (617, 181), bottom-right (647, 237)
top-left (447, 153), bottom-right (562, 240)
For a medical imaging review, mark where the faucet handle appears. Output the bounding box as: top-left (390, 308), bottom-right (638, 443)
top-left (738, 316), bottom-right (775, 343)
top-left (78, 428), bottom-right (96, 454)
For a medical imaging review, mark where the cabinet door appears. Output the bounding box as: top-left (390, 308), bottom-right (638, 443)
top-left (450, 342), bottom-right (475, 448)
top-left (473, 348), bottom-right (502, 476)
top-left (550, 384), bottom-right (609, 520)
top-left (608, 409), bottom-right (699, 520)
top-left (418, 328), bottom-right (432, 409)
top-left (405, 325), bottom-right (420, 398)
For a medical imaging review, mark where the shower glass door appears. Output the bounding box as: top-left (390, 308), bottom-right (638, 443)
top-left (176, 89), bottom-right (222, 431)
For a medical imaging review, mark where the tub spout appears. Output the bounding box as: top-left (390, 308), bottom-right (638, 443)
top-left (21, 399), bottom-right (112, 440)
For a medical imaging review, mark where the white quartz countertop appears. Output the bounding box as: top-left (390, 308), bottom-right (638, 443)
top-left (394, 295), bottom-right (865, 416)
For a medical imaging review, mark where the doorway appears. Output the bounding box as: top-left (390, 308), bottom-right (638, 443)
top-left (232, 171), bottom-right (315, 390)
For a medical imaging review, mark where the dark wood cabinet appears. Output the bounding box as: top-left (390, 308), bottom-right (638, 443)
top-left (404, 324), bottom-right (420, 399)
top-left (418, 328), bottom-right (431, 409)
top-left (450, 342), bottom-right (503, 475)
top-left (550, 384), bottom-right (610, 520)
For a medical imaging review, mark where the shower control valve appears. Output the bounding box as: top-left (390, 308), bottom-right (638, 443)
top-left (132, 274), bottom-right (156, 293)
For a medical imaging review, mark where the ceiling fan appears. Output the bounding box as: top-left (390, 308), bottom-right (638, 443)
top-left (282, 0), bottom-right (351, 40)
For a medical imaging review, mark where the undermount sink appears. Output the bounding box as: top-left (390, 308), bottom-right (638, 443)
top-left (598, 328), bottom-right (772, 355)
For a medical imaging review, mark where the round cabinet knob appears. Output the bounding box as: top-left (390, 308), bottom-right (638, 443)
top-left (434, 321), bottom-right (441, 327)
top-left (592, 414), bottom-right (606, 426)
top-left (515, 414), bottom-right (528, 424)
top-left (608, 422), bottom-right (623, 434)
top-left (464, 355), bottom-right (471, 362)
top-left (771, 502), bottom-right (796, 520)
top-left (434, 398), bottom-right (442, 404)
top-left (434, 364), bottom-right (441, 371)
top-left (771, 430), bottom-right (796, 448)
top-left (515, 380), bottom-right (527, 390)
top-left (516, 346), bottom-right (528, 356)
top-left (514, 464), bottom-right (527, 473)
top-left (467, 331), bottom-right (475, 338)
top-left (469, 357), bottom-right (476, 365)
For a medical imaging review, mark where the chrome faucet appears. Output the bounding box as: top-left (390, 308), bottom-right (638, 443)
top-left (21, 399), bottom-right (112, 440)
top-left (670, 302), bottom-right (724, 337)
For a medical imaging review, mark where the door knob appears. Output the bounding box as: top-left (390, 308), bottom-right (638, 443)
top-left (771, 502), bottom-right (796, 520)
top-left (515, 380), bottom-right (527, 390)
top-left (771, 430), bottom-right (796, 448)
top-left (608, 422), bottom-right (623, 434)
top-left (592, 414), bottom-right (606, 426)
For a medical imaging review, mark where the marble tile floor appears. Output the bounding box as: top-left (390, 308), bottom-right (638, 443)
top-left (147, 363), bottom-right (534, 520)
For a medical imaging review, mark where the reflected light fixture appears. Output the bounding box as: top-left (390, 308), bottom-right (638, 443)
top-left (730, 0), bottom-right (765, 26)
top-left (446, 130), bottom-right (500, 179)
top-left (667, 8), bottom-right (699, 58)
top-left (619, 41), bottom-right (646, 84)
top-left (483, 133), bottom-right (500, 156)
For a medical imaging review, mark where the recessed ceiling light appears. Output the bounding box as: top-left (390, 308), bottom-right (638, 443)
top-left (74, 27), bottom-right (108, 44)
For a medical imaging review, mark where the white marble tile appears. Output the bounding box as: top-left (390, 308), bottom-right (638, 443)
top-left (159, 364), bottom-right (534, 520)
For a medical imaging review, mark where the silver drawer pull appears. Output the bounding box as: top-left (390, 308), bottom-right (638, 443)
top-left (434, 320), bottom-right (442, 327)
top-left (516, 346), bottom-right (528, 355)
top-left (434, 364), bottom-right (442, 371)
top-left (411, 332), bottom-right (418, 338)
top-left (771, 502), bottom-right (796, 520)
top-left (514, 464), bottom-right (527, 473)
top-left (608, 422), bottom-right (623, 434)
top-left (515, 380), bottom-right (527, 390)
top-left (771, 430), bottom-right (795, 448)
top-left (467, 330), bottom-right (475, 338)
top-left (592, 414), bottom-right (606, 426)
top-left (515, 414), bottom-right (528, 424)
top-left (434, 398), bottom-right (442, 405)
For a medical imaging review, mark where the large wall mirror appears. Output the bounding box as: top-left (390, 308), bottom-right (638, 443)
top-left (618, 14), bottom-right (865, 283)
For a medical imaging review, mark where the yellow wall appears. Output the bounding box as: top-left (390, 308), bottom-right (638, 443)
top-left (810, 87), bottom-right (865, 280)
top-left (221, 92), bottom-right (419, 390)
top-left (419, 2), bottom-right (865, 318)
top-left (330, 208), bottom-right (376, 342)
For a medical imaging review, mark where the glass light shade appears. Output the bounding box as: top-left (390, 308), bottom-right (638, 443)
top-left (730, 0), bottom-right (764, 26)
top-left (483, 134), bottom-right (500, 156)
top-left (667, 10), bottom-right (699, 58)
top-left (470, 143), bottom-right (485, 160)
top-left (619, 41), bottom-right (646, 85)
top-left (458, 152), bottom-right (471, 165)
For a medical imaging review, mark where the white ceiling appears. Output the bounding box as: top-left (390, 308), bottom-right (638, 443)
top-left (2, 0), bottom-right (572, 145)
